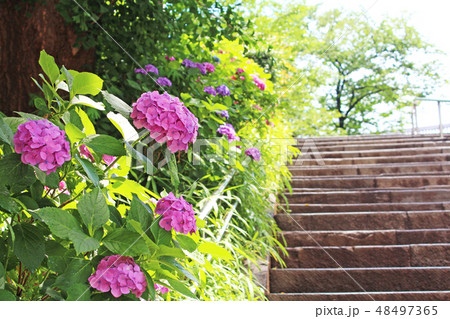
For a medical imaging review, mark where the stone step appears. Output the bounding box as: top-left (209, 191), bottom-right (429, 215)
top-left (295, 153), bottom-right (450, 166)
top-left (267, 291), bottom-right (450, 301)
top-left (283, 189), bottom-right (450, 204)
top-left (281, 201), bottom-right (450, 213)
top-left (295, 141), bottom-right (450, 153)
top-left (274, 211), bottom-right (450, 231)
top-left (289, 162), bottom-right (450, 176)
top-left (272, 244), bottom-right (450, 268)
top-left (269, 267), bottom-right (450, 293)
top-left (282, 229), bottom-right (449, 247)
top-left (300, 136), bottom-right (450, 147)
top-left (289, 175), bottom-right (450, 189)
top-left (299, 134), bottom-right (450, 143)
top-left (294, 146), bottom-right (450, 159)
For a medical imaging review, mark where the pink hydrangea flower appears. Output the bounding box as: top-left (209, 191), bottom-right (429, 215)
top-left (155, 192), bottom-right (197, 235)
top-left (251, 75), bottom-right (266, 91)
top-left (13, 120), bottom-right (71, 174)
top-left (203, 62), bottom-right (215, 73)
top-left (240, 76), bottom-right (245, 80)
top-left (217, 123), bottom-right (240, 142)
top-left (103, 155), bottom-right (116, 166)
top-left (236, 68), bottom-right (244, 74)
top-left (245, 147), bottom-right (261, 161)
top-left (165, 56), bottom-right (175, 61)
top-left (80, 145), bottom-right (117, 166)
top-left (130, 91), bottom-right (199, 153)
top-left (89, 255), bottom-right (147, 299)
top-left (252, 104), bottom-right (262, 110)
top-left (154, 284), bottom-right (170, 294)
top-left (231, 75), bottom-right (237, 80)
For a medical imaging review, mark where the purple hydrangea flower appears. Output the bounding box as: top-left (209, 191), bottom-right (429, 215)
top-left (155, 284), bottom-right (170, 294)
top-left (156, 77), bottom-right (172, 87)
top-left (217, 110), bottom-right (229, 119)
top-left (155, 192), bottom-right (197, 235)
top-left (13, 120), bottom-right (71, 174)
top-left (135, 68), bottom-right (146, 74)
top-left (195, 63), bottom-right (207, 75)
top-left (217, 123), bottom-right (240, 142)
top-left (88, 255), bottom-right (147, 298)
top-left (130, 91), bottom-right (199, 153)
top-left (203, 62), bottom-right (215, 73)
top-left (204, 86), bottom-right (217, 96)
top-left (251, 75), bottom-right (266, 91)
top-left (216, 85), bottom-right (231, 96)
top-left (182, 59), bottom-right (196, 68)
top-left (245, 147), bottom-right (262, 161)
top-left (144, 64), bottom-right (159, 75)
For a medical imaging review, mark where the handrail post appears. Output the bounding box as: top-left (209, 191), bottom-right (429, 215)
top-left (437, 101), bottom-right (444, 138)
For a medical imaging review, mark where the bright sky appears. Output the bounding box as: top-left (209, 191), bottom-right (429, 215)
top-left (305, 0), bottom-right (450, 130)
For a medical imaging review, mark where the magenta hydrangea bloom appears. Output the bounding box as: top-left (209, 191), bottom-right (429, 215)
top-left (236, 68), bottom-right (244, 74)
top-left (79, 145), bottom-right (95, 162)
top-left (204, 86), bottom-right (217, 96)
top-left (203, 62), bottom-right (215, 73)
top-left (251, 75), bottom-right (266, 91)
top-left (103, 155), bottom-right (116, 166)
top-left (217, 123), bottom-right (240, 142)
top-left (89, 255), bottom-right (147, 299)
top-left (195, 63), bottom-right (207, 75)
top-left (245, 147), bottom-right (262, 161)
top-left (130, 91), bottom-right (199, 153)
top-left (155, 192), bottom-right (197, 235)
top-left (156, 77), bottom-right (172, 87)
top-left (154, 284), bottom-right (170, 294)
top-left (13, 120), bottom-right (71, 174)
top-left (216, 85), bottom-right (231, 96)
top-left (44, 180), bottom-right (70, 195)
top-left (252, 104), bottom-right (262, 110)
top-left (182, 59), bottom-right (196, 68)
top-left (145, 64), bottom-right (159, 75)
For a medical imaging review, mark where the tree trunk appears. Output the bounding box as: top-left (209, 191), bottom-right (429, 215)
top-left (339, 116), bottom-right (346, 128)
top-left (0, 0), bottom-right (95, 115)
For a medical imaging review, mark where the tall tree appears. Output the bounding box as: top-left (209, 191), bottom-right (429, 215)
top-left (309, 10), bottom-right (441, 133)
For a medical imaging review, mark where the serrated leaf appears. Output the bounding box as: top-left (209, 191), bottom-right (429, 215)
top-left (12, 223), bottom-right (45, 271)
top-left (176, 234), bottom-right (197, 253)
top-left (77, 188), bottom-right (109, 234)
top-left (129, 194), bottom-right (153, 231)
top-left (127, 220), bottom-right (158, 252)
top-left (75, 107), bottom-right (96, 136)
top-left (0, 154), bottom-right (37, 187)
top-left (74, 154), bottom-right (99, 187)
top-left (150, 216), bottom-right (172, 246)
top-left (39, 50), bottom-right (60, 84)
top-left (168, 154), bottom-right (180, 189)
top-left (102, 229), bottom-right (150, 257)
top-left (101, 91), bottom-right (132, 116)
top-left (107, 112), bottom-right (138, 143)
top-left (157, 245), bottom-right (186, 258)
top-left (72, 72), bottom-right (103, 96)
top-left (69, 231), bottom-right (100, 254)
top-left (54, 258), bottom-right (91, 291)
top-left (83, 134), bottom-right (126, 156)
top-left (0, 289), bottom-right (16, 301)
top-left (70, 95), bottom-right (105, 111)
top-left (65, 123), bottom-right (86, 144)
top-left (33, 167), bottom-right (59, 189)
top-left (66, 283), bottom-right (90, 301)
top-left (0, 116), bottom-right (13, 146)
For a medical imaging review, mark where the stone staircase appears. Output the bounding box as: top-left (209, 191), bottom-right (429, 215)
top-left (268, 134), bottom-right (450, 301)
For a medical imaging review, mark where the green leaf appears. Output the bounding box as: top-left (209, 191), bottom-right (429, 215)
top-left (75, 107), bottom-right (96, 135)
top-left (0, 116), bottom-right (13, 146)
top-left (197, 242), bottom-right (234, 260)
top-left (166, 278), bottom-right (197, 299)
top-left (102, 229), bottom-right (150, 257)
top-left (0, 262), bottom-right (5, 289)
top-left (180, 93), bottom-right (192, 100)
top-left (0, 290), bottom-right (16, 301)
top-left (36, 207), bottom-right (99, 254)
top-left (129, 194), bottom-right (153, 231)
top-left (101, 91), bottom-right (132, 116)
top-left (107, 112), bottom-right (138, 143)
top-left (70, 95), bottom-right (105, 111)
top-left (33, 167), bottom-right (59, 189)
top-left (127, 220), bottom-right (158, 252)
top-left (65, 122), bottom-right (86, 144)
top-left (3, 117), bottom-right (27, 133)
top-left (12, 223), bottom-right (45, 271)
top-left (66, 283), bottom-right (90, 301)
top-left (77, 188), bottom-right (109, 234)
top-left (72, 72), bottom-right (103, 96)
top-left (0, 194), bottom-right (21, 214)
top-left (176, 234), bottom-right (197, 253)
top-left (74, 154), bottom-right (99, 187)
top-left (39, 50), bottom-right (60, 84)
top-left (159, 256), bottom-right (198, 284)
top-left (0, 154), bottom-right (37, 187)
top-left (83, 134), bottom-right (126, 156)
top-left (144, 272), bottom-right (156, 300)
top-left (157, 245), bottom-right (186, 258)
top-left (54, 258), bottom-right (91, 291)
top-left (108, 206), bottom-right (123, 227)
top-left (150, 216), bottom-right (172, 246)
top-left (168, 154), bottom-right (180, 189)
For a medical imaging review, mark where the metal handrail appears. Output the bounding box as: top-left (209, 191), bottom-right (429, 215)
top-left (412, 98), bottom-right (450, 138)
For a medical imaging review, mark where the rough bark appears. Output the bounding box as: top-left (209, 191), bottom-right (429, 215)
top-left (0, 0), bottom-right (95, 115)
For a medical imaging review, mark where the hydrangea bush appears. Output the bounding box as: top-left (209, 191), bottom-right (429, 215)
top-left (0, 40), bottom-right (297, 301)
